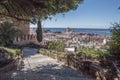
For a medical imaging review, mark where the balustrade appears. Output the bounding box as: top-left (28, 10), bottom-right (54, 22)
top-left (14, 34), bottom-right (37, 45)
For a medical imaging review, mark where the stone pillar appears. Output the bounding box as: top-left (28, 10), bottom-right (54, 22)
top-left (27, 34), bottom-right (30, 40)
top-left (23, 35), bottom-right (26, 40)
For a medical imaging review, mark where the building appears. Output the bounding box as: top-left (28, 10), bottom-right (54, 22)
top-left (13, 20), bottom-right (30, 34)
top-left (12, 21), bottom-right (38, 45)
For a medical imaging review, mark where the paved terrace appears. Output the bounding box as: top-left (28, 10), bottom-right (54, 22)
top-left (1, 47), bottom-right (95, 80)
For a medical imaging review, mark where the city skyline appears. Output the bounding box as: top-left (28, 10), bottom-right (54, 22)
top-left (30, 0), bottom-right (120, 29)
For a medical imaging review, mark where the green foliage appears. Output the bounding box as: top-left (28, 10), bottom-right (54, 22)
top-left (0, 47), bottom-right (21, 58)
top-left (0, 0), bottom-right (83, 40)
top-left (109, 23), bottom-right (120, 56)
top-left (0, 21), bottom-right (21, 46)
top-left (3, 47), bottom-right (21, 57)
top-left (40, 48), bottom-right (66, 60)
top-left (77, 46), bottom-right (107, 57)
top-left (47, 41), bottom-right (66, 52)
top-left (36, 19), bottom-right (42, 42)
top-left (0, 0), bottom-right (83, 23)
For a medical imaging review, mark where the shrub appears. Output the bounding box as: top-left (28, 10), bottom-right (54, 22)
top-left (0, 21), bottom-right (21, 46)
top-left (47, 41), bottom-right (66, 52)
top-left (76, 46), bottom-right (107, 57)
top-left (3, 47), bottom-right (21, 58)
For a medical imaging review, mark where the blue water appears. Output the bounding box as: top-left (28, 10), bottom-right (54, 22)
top-left (44, 28), bottom-right (111, 36)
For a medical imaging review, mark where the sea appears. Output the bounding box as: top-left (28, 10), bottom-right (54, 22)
top-left (44, 28), bottom-right (111, 36)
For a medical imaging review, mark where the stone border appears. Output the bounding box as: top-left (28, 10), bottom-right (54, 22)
top-left (0, 58), bottom-right (22, 73)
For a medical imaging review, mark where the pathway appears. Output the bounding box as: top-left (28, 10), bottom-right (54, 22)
top-left (1, 47), bottom-right (95, 80)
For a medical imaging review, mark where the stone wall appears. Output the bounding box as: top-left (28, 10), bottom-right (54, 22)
top-left (0, 58), bottom-right (21, 73)
top-left (13, 20), bottom-right (30, 34)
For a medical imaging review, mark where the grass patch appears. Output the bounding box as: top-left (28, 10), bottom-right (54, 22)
top-left (39, 48), bottom-right (66, 60)
top-left (0, 47), bottom-right (21, 57)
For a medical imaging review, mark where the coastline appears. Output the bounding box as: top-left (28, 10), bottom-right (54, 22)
top-left (43, 28), bottom-right (111, 36)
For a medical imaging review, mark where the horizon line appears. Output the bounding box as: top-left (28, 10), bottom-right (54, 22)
top-left (30, 26), bottom-right (110, 29)
top-left (41, 27), bottom-right (109, 29)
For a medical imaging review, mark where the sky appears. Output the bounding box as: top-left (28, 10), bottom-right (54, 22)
top-left (30, 0), bottom-right (120, 29)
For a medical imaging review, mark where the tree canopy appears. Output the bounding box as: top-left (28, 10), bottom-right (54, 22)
top-left (0, 0), bottom-right (83, 23)
top-left (109, 23), bottom-right (120, 57)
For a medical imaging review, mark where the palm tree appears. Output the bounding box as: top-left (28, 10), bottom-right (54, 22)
top-left (0, 21), bottom-right (21, 46)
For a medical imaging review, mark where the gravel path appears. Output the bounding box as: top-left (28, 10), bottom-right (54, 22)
top-left (1, 47), bottom-right (95, 80)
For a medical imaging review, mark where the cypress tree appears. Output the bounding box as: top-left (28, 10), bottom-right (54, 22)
top-left (36, 19), bottom-right (42, 42)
